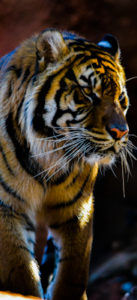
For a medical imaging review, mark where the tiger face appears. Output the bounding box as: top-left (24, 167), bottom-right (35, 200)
top-left (22, 30), bottom-right (129, 173)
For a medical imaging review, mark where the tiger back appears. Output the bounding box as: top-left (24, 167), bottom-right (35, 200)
top-left (0, 29), bottom-right (129, 300)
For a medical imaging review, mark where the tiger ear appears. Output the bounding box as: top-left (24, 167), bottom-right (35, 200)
top-left (36, 29), bottom-right (69, 70)
top-left (97, 34), bottom-right (120, 61)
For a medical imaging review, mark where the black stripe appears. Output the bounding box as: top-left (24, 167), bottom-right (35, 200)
top-left (50, 170), bottom-right (70, 186)
top-left (7, 81), bottom-right (12, 98)
top-left (33, 67), bottom-right (73, 133)
top-left (77, 56), bottom-right (91, 66)
top-left (33, 53), bottom-right (88, 133)
top-left (16, 97), bottom-right (25, 123)
top-left (73, 90), bottom-right (81, 104)
top-left (93, 77), bottom-right (97, 88)
top-left (52, 107), bottom-right (76, 128)
top-left (72, 46), bottom-right (87, 52)
top-left (66, 108), bottom-right (91, 125)
top-left (0, 199), bottom-right (36, 231)
top-left (103, 65), bottom-right (115, 73)
top-left (90, 92), bottom-right (101, 105)
top-left (68, 41), bottom-right (85, 47)
top-left (18, 245), bottom-right (34, 257)
top-left (51, 69), bottom-right (78, 128)
top-left (87, 136), bottom-right (108, 142)
top-left (6, 65), bottom-right (16, 72)
top-left (100, 57), bottom-right (116, 67)
top-left (48, 173), bottom-right (90, 210)
top-left (6, 112), bottom-right (44, 186)
top-left (33, 51), bottom-right (99, 134)
top-left (65, 68), bottom-right (78, 83)
top-left (0, 199), bottom-right (14, 211)
top-left (58, 256), bottom-right (75, 263)
top-left (6, 65), bottom-right (22, 78)
top-left (65, 172), bottom-right (80, 188)
top-left (0, 199), bottom-right (23, 221)
top-left (91, 47), bottom-right (115, 58)
top-left (91, 51), bottom-right (115, 66)
top-left (92, 62), bottom-right (99, 69)
top-left (19, 68), bottom-right (30, 88)
top-left (68, 41), bottom-right (88, 48)
top-left (33, 75), bottom-right (55, 133)
top-left (33, 59), bottom-right (75, 132)
top-left (89, 72), bottom-right (95, 82)
top-left (24, 225), bottom-right (36, 232)
top-left (79, 75), bottom-right (88, 83)
top-left (0, 142), bottom-right (15, 175)
top-left (50, 215), bottom-right (78, 229)
top-left (0, 174), bottom-right (26, 202)
top-left (49, 163), bottom-right (75, 186)
top-left (68, 41), bottom-right (116, 65)
top-left (28, 238), bottom-right (35, 245)
top-left (21, 213), bottom-right (36, 232)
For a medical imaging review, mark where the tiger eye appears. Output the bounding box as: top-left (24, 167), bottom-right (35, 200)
top-left (119, 92), bottom-right (127, 110)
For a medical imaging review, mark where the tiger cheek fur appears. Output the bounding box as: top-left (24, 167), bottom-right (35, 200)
top-left (0, 29), bottom-right (129, 300)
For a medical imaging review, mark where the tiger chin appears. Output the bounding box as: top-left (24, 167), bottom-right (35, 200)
top-left (0, 28), bottom-right (129, 300)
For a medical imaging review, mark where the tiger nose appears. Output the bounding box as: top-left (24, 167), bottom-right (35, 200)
top-left (106, 125), bottom-right (129, 140)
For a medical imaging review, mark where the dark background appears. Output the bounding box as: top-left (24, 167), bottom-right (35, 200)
top-left (1, 1), bottom-right (137, 299)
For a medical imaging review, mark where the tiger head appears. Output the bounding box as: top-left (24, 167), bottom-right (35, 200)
top-left (22, 29), bottom-right (129, 171)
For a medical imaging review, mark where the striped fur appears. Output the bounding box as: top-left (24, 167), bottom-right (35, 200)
top-left (0, 29), bottom-right (129, 300)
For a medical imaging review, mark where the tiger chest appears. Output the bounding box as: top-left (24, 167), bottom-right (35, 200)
top-left (43, 162), bottom-right (98, 228)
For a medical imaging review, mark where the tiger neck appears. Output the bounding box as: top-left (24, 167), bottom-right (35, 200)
top-left (47, 160), bottom-right (98, 192)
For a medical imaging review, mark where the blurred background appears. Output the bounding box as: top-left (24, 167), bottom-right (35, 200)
top-left (1, 0), bottom-right (137, 299)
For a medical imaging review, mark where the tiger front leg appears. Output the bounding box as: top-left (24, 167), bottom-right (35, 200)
top-left (46, 213), bottom-right (93, 300)
top-left (0, 215), bottom-right (43, 298)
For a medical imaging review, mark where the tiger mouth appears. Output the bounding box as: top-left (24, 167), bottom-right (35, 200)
top-left (84, 142), bottom-right (127, 158)
top-left (84, 146), bottom-right (115, 158)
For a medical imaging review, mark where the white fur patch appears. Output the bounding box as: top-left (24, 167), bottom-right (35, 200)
top-left (68, 100), bottom-right (76, 111)
top-left (85, 152), bottom-right (116, 167)
top-left (45, 31), bottom-right (68, 60)
top-left (56, 113), bottom-right (73, 126)
top-left (44, 100), bottom-right (57, 126)
top-left (75, 112), bottom-right (86, 121)
top-left (85, 154), bottom-right (101, 165)
top-left (78, 68), bottom-right (94, 85)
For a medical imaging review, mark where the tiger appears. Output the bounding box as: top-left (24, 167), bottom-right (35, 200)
top-left (0, 28), bottom-right (129, 300)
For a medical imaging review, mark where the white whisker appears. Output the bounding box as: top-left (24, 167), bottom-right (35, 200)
top-left (46, 141), bottom-right (85, 182)
top-left (123, 150), bottom-right (131, 177)
top-left (126, 147), bottom-right (137, 161)
top-left (128, 133), bottom-right (137, 139)
top-left (110, 165), bottom-right (117, 178)
top-left (34, 139), bottom-right (85, 179)
top-left (127, 140), bottom-right (137, 151)
top-left (31, 139), bottom-right (84, 158)
top-left (126, 76), bottom-right (137, 82)
top-left (120, 152), bottom-right (126, 198)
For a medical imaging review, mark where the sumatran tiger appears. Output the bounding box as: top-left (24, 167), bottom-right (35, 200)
top-left (0, 29), bottom-right (130, 300)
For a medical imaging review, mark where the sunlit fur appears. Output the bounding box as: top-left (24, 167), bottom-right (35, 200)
top-left (0, 29), bottom-right (131, 300)
top-left (0, 291), bottom-right (41, 299)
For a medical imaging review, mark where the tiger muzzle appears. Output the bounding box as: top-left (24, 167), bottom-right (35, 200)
top-left (105, 105), bottom-right (129, 141)
top-left (106, 125), bottom-right (128, 140)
